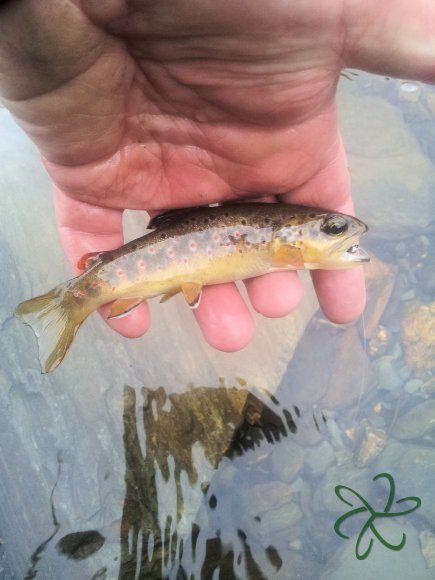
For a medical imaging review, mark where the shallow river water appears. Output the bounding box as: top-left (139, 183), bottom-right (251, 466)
top-left (0, 72), bottom-right (434, 579)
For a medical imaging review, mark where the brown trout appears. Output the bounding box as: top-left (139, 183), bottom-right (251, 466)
top-left (15, 202), bottom-right (369, 373)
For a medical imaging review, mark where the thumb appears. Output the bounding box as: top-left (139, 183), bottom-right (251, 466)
top-left (343, 0), bottom-right (435, 81)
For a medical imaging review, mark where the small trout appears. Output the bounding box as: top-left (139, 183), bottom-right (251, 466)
top-left (15, 202), bottom-right (369, 372)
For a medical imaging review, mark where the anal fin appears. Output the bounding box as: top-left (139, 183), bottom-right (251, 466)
top-left (181, 282), bottom-right (203, 309)
top-left (107, 297), bottom-right (145, 319)
top-left (160, 288), bottom-right (181, 304)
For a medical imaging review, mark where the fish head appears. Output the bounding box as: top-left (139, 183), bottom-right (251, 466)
top-left (273, 210), bottom-right (370, 270)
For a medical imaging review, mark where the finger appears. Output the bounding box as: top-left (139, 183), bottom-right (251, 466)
top-left (280, 134), bottom-right (367, 322)
top-left (54, 187), bottom-right (151, 338)
top-left (311, 267), bottom-right (366, 323)
top-left (245, 271), bottom-right (303, 318)
top-left (193, 283), bottom-right (254, 351)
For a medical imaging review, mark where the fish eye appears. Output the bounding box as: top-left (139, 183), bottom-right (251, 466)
top-left (321, 215), bottom-right (349, 236)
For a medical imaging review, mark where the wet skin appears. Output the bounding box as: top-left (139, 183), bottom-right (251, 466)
top-left (1, 0), bottom-right (434, 351)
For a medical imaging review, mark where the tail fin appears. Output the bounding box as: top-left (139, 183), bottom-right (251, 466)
top-left (15, 285), bottom-right (90, 373)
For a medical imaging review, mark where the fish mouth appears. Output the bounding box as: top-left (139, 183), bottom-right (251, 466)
top-left (343, 243), bottom-right (370, 263)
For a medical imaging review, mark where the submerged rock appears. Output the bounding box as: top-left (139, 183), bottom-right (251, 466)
top-left (320, 521), bottom-right (432, 580)
top-left (338, 92), bottom-right (435, 232)
top-left (271, 440), bottom-right (305, 484)
top-left (420, 530), bottom-right (435, 568)
top-left (305, 441), bottom-right (336, 477)
top-left (391, 399), bottom-right (435, 441)
top-left (56, 530), bottom-right (105, 560)
top-left (400, 300), bottom-right (435, 380)
top-left (376, 441), bottom-right (435, 528)
top-left (240, 480), bottom-right (303, 543)
top-left (353, 422), bottom-right (387, 467)
top-left (363, 256), bottom-right (396, 341)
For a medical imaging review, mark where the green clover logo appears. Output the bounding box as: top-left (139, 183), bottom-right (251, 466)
top-left (334, 472), bottom-right (421, 560)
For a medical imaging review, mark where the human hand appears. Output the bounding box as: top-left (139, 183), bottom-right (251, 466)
top-left (1, 0), bottom-right (433, 351)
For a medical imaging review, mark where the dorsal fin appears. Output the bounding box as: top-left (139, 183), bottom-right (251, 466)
top-left (148, 206), bottom-right (205, 229)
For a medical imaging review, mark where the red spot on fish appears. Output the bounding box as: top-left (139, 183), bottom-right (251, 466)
top-left (137, 259), bottom-right (146, 269)
top-left (117, 269), bottom-right (125, 277)
top-left (148, 246), bottom-right (155, 254)
top-left (189, 240), bottom-right (197, 251)
top-left (167, 247), bottom-right (175, 258)
top-left (234, 230), bottom-right (241, 238)
top-left (91, 280), bottom-right (98, 289)
top-left (212, 233), bottom-right (220, 242)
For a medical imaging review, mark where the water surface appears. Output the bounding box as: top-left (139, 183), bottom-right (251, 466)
top-left (0, 72), bottom-right (434, 579)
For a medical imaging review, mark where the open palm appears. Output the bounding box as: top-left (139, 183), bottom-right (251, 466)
top-left (1, 0), bottom-right (433, 349)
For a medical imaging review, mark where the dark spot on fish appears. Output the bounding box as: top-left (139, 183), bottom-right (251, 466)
top-left (254, 516), bottom-right (261, 523)
top-left (241, 219), bottom-right (247, 226)
top-left (309, 213), bottom-right (317, 219)
top-left (224, 212), bottom-right (230, 217)
top-left (299, 229), bottom-right (303, 235)
top-left (105, 254), bottom-right (114, 262)
top-left (130, 243), bottom-right (138, 250)
top-left (264, 217), bottom-right (270, 224)
top-left (84, 282), bottom-right (101, 297)
top-left (209, 494), bottom-right (217, 509)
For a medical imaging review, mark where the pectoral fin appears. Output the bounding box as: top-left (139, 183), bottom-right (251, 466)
top-left (181, 282), bottom-right (203, 309)
top-left (272, 245), bottom-right (304, 269)
top-left (107, 298), bottom-right (145, 319)
top-left (77, 251), bottom-right (105, 271)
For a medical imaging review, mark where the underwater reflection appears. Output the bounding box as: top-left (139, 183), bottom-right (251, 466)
top-left (118, 384), bottom-right (312, 579)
